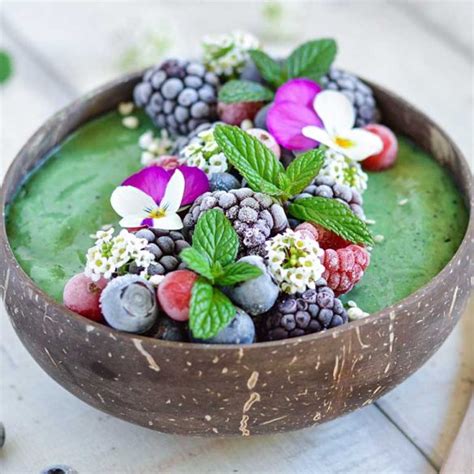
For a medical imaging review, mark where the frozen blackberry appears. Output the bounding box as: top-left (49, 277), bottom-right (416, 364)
top-left (183, 188), bottom-right (288, 256)
top-left (320, 68), bottom-right (377, 126)
top-left (132, 229), bottom-right (191, 277)
top-left (133, 59), bottom-right (220, 136)
top-left (259, 280), bottom-right (348, 341)
top-left (291, 176), bottom-right (365, 221)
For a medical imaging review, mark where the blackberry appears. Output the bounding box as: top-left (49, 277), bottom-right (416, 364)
top-left (183, 188), bottom-right (288, 256)
top-left (259, 280), bottom-right (348, 341)
top-left (292, 176), bottom-right (365, 220)
top-left (320, 68), bottom-right (377, 127)
top-left (133, 59), bottom-right (220, 136)
top-left (133, 228), bottom-right (191, 277)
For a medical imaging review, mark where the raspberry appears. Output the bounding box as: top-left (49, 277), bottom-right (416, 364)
top-left (63, 273), bottom-right (108, 322)
top-left (362, 124), bottom-right (398, 171)
top-left (295, 222), bottom-right (350, 250)
top-left (321, 245), bottom-right (370, 295)
top-left (217, 101), bottom-right (264, 125)
top-left (157, 270), bottom-right (198, 321)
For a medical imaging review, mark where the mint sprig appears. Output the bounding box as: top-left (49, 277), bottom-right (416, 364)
top-left (212, 124), bottom-right (373, 246)
top-left (180, 209), bottom-right (263, 339)
top-left (218, 80), bottom-right (274, 104)
top-left (248, 49), bottom-right (283, 88)
top-left (288, 197), bottom-right (374, 246)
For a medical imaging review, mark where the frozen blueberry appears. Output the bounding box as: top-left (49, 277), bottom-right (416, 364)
top-left (0, 422), bottom-right (4, 448)
top-left (254, 102), bottom-right (272, 130)
top-left (209, 172), bottom-right (241, 192)
top-left (222, 256), bottom-right (279, 316)
top-left (40, 466), bottom-right (78, 474)
top-left (100, 275), bottom-right (158, 333)
top-left (192, 307), bottom-right (255, 344)
top-left (147, 316), bottom-right (188, 342)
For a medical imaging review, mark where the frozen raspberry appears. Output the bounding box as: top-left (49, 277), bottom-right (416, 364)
top-left (321, 245), bottom-right (370, 295)
top-left (217, 101), bottom-right (264, 125)
top-left (63, 273), bottom-right (108, 322)
top-left (362, 124), bottom-right (398, 171)
top-left (295, 222), bottom-right (350, 250)
top-left (246, 128), bottom-right (281, 158)
top-left (157, 270), bottom-right (198, 322)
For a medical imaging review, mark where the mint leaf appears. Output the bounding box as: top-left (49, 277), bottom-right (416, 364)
top-left (285, 148), bottom-right (325, 196)
top-left (288, 197), bottom-right (373, 245)
top-left (217, 261), bottom-right (263, 286)
top-left (248, 49), bottom-right (283, 88)
top-left (214, 124), bottom-right (285, 194)
top-left (286, 39), bottom-right (337, 81)
top-left (189, 279), bottom-right (236, 339)
top-left (218, 80), bottom-right (274, 104)
top-left (192, 209), bottom-right (239, 267)
top-left (179, 247), bottom-right (214, 281)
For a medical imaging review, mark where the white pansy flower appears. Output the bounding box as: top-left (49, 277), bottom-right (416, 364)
top-left (302, 90), bottom-right (383, 161)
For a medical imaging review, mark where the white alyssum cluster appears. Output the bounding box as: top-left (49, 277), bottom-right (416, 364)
top-left (85, 228), bottom-right (155, 281)
top-left (202, 31), bottom-right (260, 78)
top-left (347, 300), bottom-right (370, 321)
top-left (266, 229), bottom-right (325, 294)
top-left (319, 149), bottom-right (368, 194)
top-left (139, 129), bottom-right (174, 165)
top-left (180, 128), bottom-right (228, 175)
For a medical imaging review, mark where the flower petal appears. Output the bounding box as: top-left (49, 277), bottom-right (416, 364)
top-left (178, 165), bottom-right (210, 205)
top-left (119, 213), bottom-right (149, 228)
top-left (314, 90), bottom-right (355, 135)
top-left (152, 213), bottom-right (183, 230)
top-left (267, 101), bottom-right (323, 151)
top-left (160, 169), bottom-right (185, 214)
top-left (122, 166), bottom-right (171, 204)
top-left (110, 186), bottom-right (156, 218)
top-left (340, 128), bottom-right (384, 161)
top-left (274, 78), bottom-right (322, 108)
top-left (302, 126), bottom-right (334, 149)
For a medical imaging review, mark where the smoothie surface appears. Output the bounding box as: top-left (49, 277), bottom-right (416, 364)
top-left (6, 111), bottom-right (469, 313)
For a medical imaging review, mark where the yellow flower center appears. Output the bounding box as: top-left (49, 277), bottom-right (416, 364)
top-left (334, 136), bottom-right (355, 148)
top-left (149, 207), bottom-right (166, 219)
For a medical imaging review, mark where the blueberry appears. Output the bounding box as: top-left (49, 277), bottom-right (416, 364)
top-left (254, 102), bottom-right (272, 130)
top-left (147, 316), bottom-right (188, 342)
top-left (239, 60), bottom-right (264, 83)
top-left (222, 256), bottom-right (279, 316)
top-left (192, 307), bottom-right (255, 344)
top-left (100, 275), bottom-right (158, 333)
top-left (0, 422), bottom-right (5, 448)
top-left (40, 466), bottom-right (78, 474)
top-left (209, 173), bottom-right (241, 192)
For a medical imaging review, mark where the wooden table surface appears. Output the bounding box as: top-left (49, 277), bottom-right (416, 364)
top-left (0, 2), bottom-right (472, 473)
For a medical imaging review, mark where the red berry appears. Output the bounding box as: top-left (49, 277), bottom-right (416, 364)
top-left (63, 273), bottom-right (108, 322)
top-left (297, 222), bottom-right (350, 250)
top-left (362, 124), bottom-right (398, 171)
top-left (321, 245), bottom-right (370, 296)
top-left (217, 101), bottom-right (264, 125)
top-left (157, 270), bottom-right (198, 322)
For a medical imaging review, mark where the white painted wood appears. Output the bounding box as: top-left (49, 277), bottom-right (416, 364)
top-left (0, 2), bottom-right (472, 473)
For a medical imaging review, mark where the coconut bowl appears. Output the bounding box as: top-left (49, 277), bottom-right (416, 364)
top-left (0, 72), bottom-right (473, 436)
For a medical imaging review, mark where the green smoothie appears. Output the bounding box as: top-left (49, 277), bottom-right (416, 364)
top-left (5, 112), bottom-right (469, 313)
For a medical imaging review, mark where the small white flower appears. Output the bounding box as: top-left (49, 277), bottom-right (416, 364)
top-left (302, 90), bottom-right (383, 161)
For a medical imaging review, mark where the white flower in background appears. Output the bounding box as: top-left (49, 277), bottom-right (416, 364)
top-left (319, 148), bottom-right (368, 193)
top-left (266, 229), bottom-right (325, 294)
top-left (202, 31), bottom-right (260, 79)
top-left (110, 169), bottom-right (185, 230)
top-left (138, 129), bottom-right (175, 166)
top-left (180, 128), bottom-right (228, 176)
top-left (85, 229), bottom-right (155, 282)
top-left (303, 90), bottom-right (383, 161)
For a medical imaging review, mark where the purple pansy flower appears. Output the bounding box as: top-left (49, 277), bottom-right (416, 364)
top-left (110, 166), bottom-right (209, 230)
top-left (267, 78), bottom-right (323, 151)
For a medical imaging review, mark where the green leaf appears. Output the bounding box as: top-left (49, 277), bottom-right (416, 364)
top-left (189, 279), bottom-right (236, 339)
top-left (0, 50), bottom-right (13, 84)
top-left (288, 197), bottom-right (374, 245)
top-left (213, 124), bottom-right (285, 194)
top-left (248, 49), bottom-right (283, 88)
top-left (285, 39), bottom-right (337, 81)
top-left (179, 247), bottom-right (214, 281)
top-left (218, 80), bottom-right (274, 104)
top-left (192, 209), bottom-right (239, 267)
top-left (285, 148), bottom-right (325, 196)
top-left (217, 261), bottom-right (263, 286)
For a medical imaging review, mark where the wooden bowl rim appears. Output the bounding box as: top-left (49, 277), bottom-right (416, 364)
top-left (1, 71), bottom-right (473, 352)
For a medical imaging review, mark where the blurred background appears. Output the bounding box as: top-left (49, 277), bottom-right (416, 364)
top-left (0, 1), bottom-right (472, 473)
